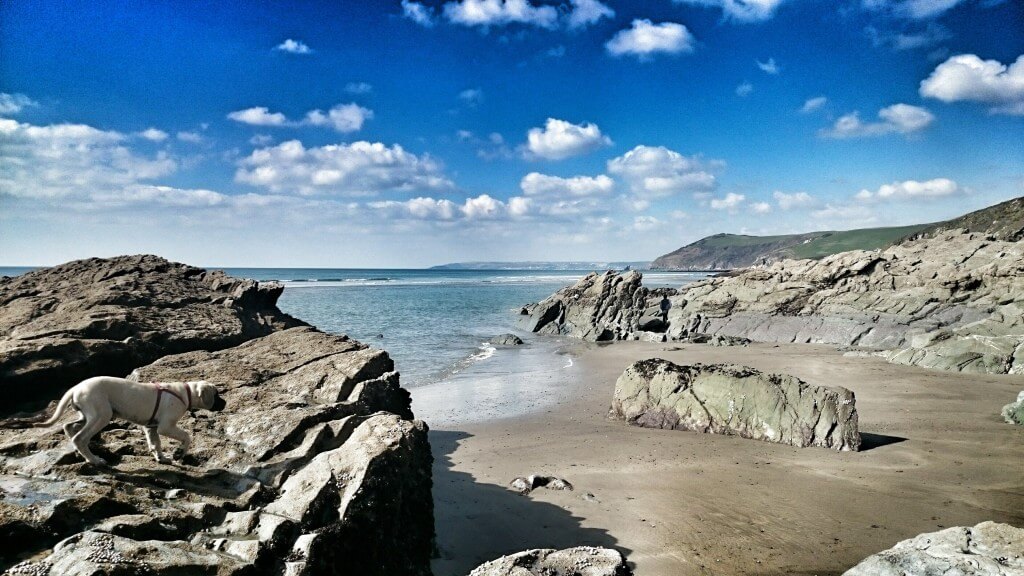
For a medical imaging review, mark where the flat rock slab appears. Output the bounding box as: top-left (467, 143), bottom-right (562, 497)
top-left (610, 359), bottom-right (861, 451)
top-left (843, 521), bottom-right (1024, 575)
top-left (0, 255), bottom-right (305, 410)
top-left (469, 546), bottom-right (632, 576)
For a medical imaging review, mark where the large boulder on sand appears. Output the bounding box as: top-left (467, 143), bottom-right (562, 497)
top-left (610, 359), bottom-right (861, 451)
top-left (0, 326), bottom-right (433, 576)
top-left (521, 271), bottom-right (647, 341)
top-left (0, 255), bottom-right (305, 411)
top-left (470, 546), bottom-right (632, 576)
top-left (842, 521), bottom-right (1024, 575)
top-left (1003, 391), bottom-right (1024, 425)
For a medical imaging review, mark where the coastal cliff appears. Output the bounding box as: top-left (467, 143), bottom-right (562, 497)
top-left (0, 259), bottom-right (434, 576)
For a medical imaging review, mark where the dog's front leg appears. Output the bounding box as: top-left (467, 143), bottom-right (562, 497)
top-left (157, 423), bottom-right (191, 461)
top-left (143, 426), bottom-right (169, 463)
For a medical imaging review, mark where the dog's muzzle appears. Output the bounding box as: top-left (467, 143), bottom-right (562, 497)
top-left (211, 395), bottom-right (227, 412)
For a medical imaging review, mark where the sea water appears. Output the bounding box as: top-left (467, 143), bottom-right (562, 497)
top-left (0, 266), bottom-right (710, 389)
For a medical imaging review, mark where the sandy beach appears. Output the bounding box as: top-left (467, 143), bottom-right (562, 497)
top-left (413, 339), bottom-right (1024, 576)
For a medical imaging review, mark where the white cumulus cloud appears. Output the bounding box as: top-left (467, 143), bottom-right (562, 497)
top-left (566, 0), bottom-right (615, 29)
top-left (605, 20), bottom-right (695, 59)
top-left (855, 178), bottom-right (960, 202)
top-left (0, 118), bottom-right (177, 200)
top-left (607, 145), bottom-right (720, 198)
top-left (736, 82), bottom-right (754, 97)
top-left (710, 192), bottom-right (746, 211)
top-left (137, 128), bottom-right (169, 142)
top-left (443, 0), bottom-right (559, 29)
top-left (234, 140), bottom-right (453, 196)
top-left (773, 191), bottom-right (818, 210)
top-left (228, 107), bottom-right (289, 127)
top-left (520, 173), bottom-right (614, 197)
top-left (820, 103), bottom-right (935, 138)
top-left (402, 0), bottom-right (436, 26)
top-left (674, 0), bottom-right (785, 22)
top-left (304, 103), bottom-right (374, 133)
top-left (920, 53), bottom-right (1024, 116)
top-left (525, 118), bottom-right (612, 160)
top-left (274, 39), bottom-right (313, 54)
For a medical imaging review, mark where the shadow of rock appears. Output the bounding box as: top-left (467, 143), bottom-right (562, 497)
top-left (858, 432), bottom-right (907, 451)
top-left (430, 429), bottom-right (631, 576)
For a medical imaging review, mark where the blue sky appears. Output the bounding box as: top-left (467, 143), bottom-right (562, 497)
top-left (1, 0), bottom-right (1022, 267)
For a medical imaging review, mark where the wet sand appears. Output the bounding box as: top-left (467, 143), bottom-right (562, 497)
top-left (413, 340), bottom-right (1024, 575)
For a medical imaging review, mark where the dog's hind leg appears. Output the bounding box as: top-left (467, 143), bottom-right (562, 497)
top-left (143, 426), bottom-right (169, 463)
top-left (156, 422), bottom-right (191, 461)
top-left (62, 411), bottom-right (85, 439)
top-left (71, 403), bottom-right (112, 466)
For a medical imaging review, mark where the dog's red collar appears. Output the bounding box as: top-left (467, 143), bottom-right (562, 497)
top-left (146, 383), bottom-right (190, 427)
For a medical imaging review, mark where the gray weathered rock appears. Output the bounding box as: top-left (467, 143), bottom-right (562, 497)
top-left (528, 230), bottom-right (1024, 374)
top-left (0, 255), bottom-right (305, 411)
top-left (508, 475), bottom-right (574, 495)
top-left (0, 326), bottom-right (433, 576)
top-left (1003, 391), bottom-right (1024, 425)
top-left (491, 333), bottom-right (525, 346)
top-left (610, 359), bottom-right (860, 451)
top-left (521, 271), bottom-right (647, 341)
top-left (664, 231), bottom-right (1024, 374)
top-left (469, 546), bottom-right (632, 576)
top-left (842, 521), bottom-right (1024, 575)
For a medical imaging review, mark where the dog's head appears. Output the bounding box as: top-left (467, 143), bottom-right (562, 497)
top-left (193, 381), bottom-right (227, 412)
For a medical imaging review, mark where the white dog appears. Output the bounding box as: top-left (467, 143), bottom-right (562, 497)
top-left (36, 377), bottom-right (226, 465)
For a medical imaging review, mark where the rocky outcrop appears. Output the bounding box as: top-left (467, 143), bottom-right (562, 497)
top-left (469, 547), bottom-right (632, 576)
top-left (1003, 391), bottom-right (1024, 425)
top-left (0, 326), bottom-right (433, 576)
top-left (521, 271), bottom-right (647, 341)
top-left (610, 359), bottom-right (860, 451)
top-left (0, 255), bottom-right (305, 411)
top-left (665, 231), bottom-right (1024, 374)
top-left (842, 521), bottom-right (1024, 575)
top-left (490, 334), bottom-right (524, 346)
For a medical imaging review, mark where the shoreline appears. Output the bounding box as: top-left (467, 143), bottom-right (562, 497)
top-left (419, 339), bottom-right (1024, 575)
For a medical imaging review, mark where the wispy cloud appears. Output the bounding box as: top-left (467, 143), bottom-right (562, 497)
top-left (0, 92), bottom-right (39, 115)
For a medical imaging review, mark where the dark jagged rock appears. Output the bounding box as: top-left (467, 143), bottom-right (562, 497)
top-left (521, 271), bottom-right (647, 341)
top-left (0, 326), bottom-right (433, 576)
top-left (842, 521), bottom-right (1024, 575)
top-left (0, 255), bottom-right (306, 411)
top-left (610, 359), bottom-right (861, 451)
top-left (490, 334), bottom-right (524, 346)
top-left (470, 546), bottom-right (632, 576)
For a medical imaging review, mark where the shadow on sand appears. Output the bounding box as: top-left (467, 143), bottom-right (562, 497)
top-left (430, 429), bottom-right (631, 576)
top-left (859, 432), bottom-right (907, 451)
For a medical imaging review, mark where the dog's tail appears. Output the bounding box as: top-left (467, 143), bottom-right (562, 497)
top-left (33, 389), bottom-right (75, 428)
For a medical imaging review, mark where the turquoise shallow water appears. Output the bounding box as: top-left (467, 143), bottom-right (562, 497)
top-left (0, 266), bottom-right (709, 388)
